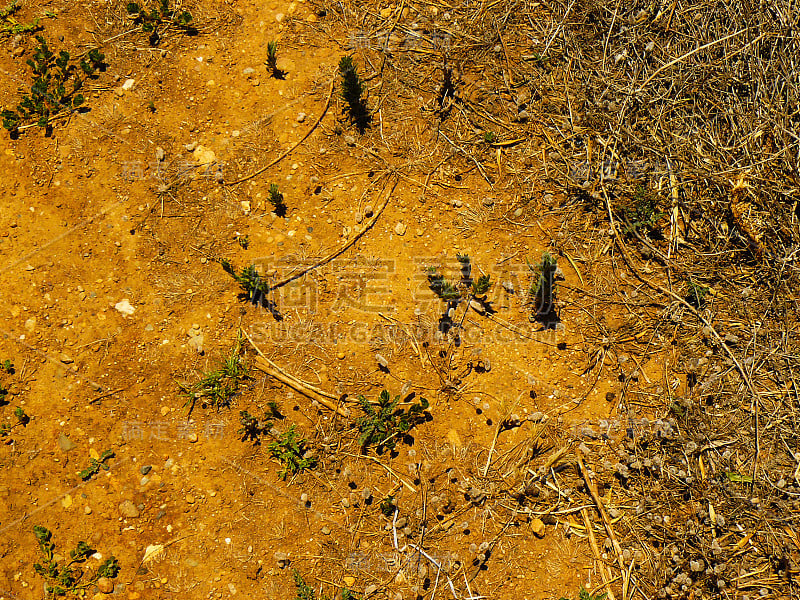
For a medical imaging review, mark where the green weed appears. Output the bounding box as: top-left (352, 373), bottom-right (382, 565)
top-left (427, 254), bottom-right (494, 342)
top-left (265, 41), bottom-right (284, 78)
top-left (0, 359), bottom-right (13, 404)
top-left (529, 252), bottom-right (557, 319)
top-left (268, 183), bottom-right (287, 217)
top-left (0, 1), bottom-right (41, 35)
top-left (0, 406), bottom-right (29, 437)
top-left (269, 425), bottom-right (317, 480)
top-left (356, 389), bottom-right (429, 453)
top-left (237, 406), bottom-right (281, 444)
top-left (686, 278), bottom-right (709, 308)
top-left (292, 569), bottom-right (362, 600)
top-left (78, 449), bottom-right (114, 480)
top-left (180, 335), bottom-right (249, 412)
top-left (379, 494), bottom-right (396, 516)
top-left (221, 260), bottom-right (270, 305)
top-left (339, 55), bottom-right (370, 132)
top-left (33, 525), bottom-right (120, 597)
top-left (558, 586), bottom-right (607, 600)
top-left (617, 184), bottom-right (663, 237)
top-left (484, 131), bottom-right (496, 144)
top-left (1, 35), bottom-right (104, 135)
top-left (126, 0), bottom-right (194, 46)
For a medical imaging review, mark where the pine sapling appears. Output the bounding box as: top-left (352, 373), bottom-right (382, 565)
top-left (339, 55), bottom-right (370, 132)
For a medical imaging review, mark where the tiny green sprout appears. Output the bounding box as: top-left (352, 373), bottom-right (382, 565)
top-left (268, 425), bottom-right (317, 480)
top-left (221, 260), bottom-right (270, 305)
top-left (146, 100), bottom-right (156, 112)
top-left (529, 252), bottom-right (558, 322)
top-left (2, 35), bottom-right (104, 134)
top-left (237, 234), bottom-right (249, 249)
top-left (237, 409), bottom-right (272, 444)
top-left (78, 449), bottom-right (114, 480)
top-left (1, 405), bottom-right (29, 437)
top-left (356, 390), bottom-right (429, 453)
top-left (126, 0), bottom-right (193, 46)
top-left (267, 183), bottom-right (287, 217)
top-left (265, 41), bottom-right (284, 78)
top-left (686, 278), bottom-right (709, 308)
top-left (338, 55), bottom-right (370, 132)
top-left (427, 267), bottom-right (460, 301)
top-left (0, 1), bottom-right (42, 36)
top-left (180, 334), bottom-right (249, 412)
top-left (32, 526), bottom-right (120, 597)
top-left (379, 495), bottom-right (396, 516)
top-left (484, 131), bottom-right (496, 143)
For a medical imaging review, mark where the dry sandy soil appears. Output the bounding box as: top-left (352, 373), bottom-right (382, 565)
top-left (2, 1), bottom-right (798, 600)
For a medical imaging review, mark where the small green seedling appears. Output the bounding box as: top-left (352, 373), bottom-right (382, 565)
top-left (1, 35), bottom-right (104, 134)
top-left (0, 406), bottom-right (29, 437)
top-left (618, 184), bottom-right (663, 237)
top-left (379, 494), bottom-right (396, 516)
top-left (427, 254), bottom-right (493, 342)
top-left (265, 41), bottom-right (284, 79)
top-left (221, 260), bottom-right (270, 305)
top-left (529, 252), bottom-right (557, 321)
top-left (78, 449), bottom-right (114, 480)
top-left (0, 360), bottom-right (13, 404)
top-left (268, 183), bottom-right (287, 217)
top-left (237, 409), bottom-right (274, 444)
top-left (269, 425), bottom-right (316, 480)
top-left (339, 55), bottom-right (370, 132)
top-left (483, 131), bottom-right (496, 144)
top-left (33, 525), bottom-right (120, 598)
top-left (179, 335), bottom-right (249, 412)
top-left (292, 569), bottom-right (362, 600)
top-left (558, 586), bottom-right (607, 600)
top-left (237, 234), bottom-right (249, 249)
top-left (686, 278), bottom-right (709, 308)
top-left (126, 0), bottom-right (193, 46)
top-left (0, 1), bottom-right (41, 35)
top-left (356, 390), bottom-right (429, 453)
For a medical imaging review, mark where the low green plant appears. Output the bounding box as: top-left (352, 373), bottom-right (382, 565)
top-left (1, 35), bottom-right (104, 134)
top-left (268, 183), bottom-right (287, 217)
top-left (379, 494), bottom-right (396, 516)
top-left (0, 359), bottom-right (13, 404)
top-left (356, 390), bottom-right (429, 453)
top-left (686, 278), bottom-right (709, 308)
top-left (78, 449), bottom-right (114, 480)
top-left (0, 406), bottom-right (29, 437)
top-left (339, 55), bottom-right (370, 132)
top-left (237, 407), bottom-right (281, 444)
top-left (558, 586), bottom-right (607, 600)
top-left (529, 252), bottom-right (557, 319)
top-left (179, 335), bottom-right (249, 412)
top-left (126, 0), bottom-right (193, 46)
top-left (618, 184), bottom-right (663, 237)
top-left (292, 569), bottom-right (362, 600)
top-left (483, 131), bottom-right (496, 144)
top-left (221, 260), bottom-right (270, 305)
top-left (265, 41), bottom-right (284, 78)
top-left (427, 254), bottom-right (493, 342)
top-left (0, 1), bottom-right (41, 35)
top-left (269, 425), bottom-right (317, 480)
top-left (32, 525), bottom-right (120, 597)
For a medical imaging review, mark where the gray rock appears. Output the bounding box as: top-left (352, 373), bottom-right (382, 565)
top-left (140, 465), bottom-right (152, 475)
top-left (58, 433), bottom-right (77, 452)
top-left (119, 499), bottom-right (140, 518)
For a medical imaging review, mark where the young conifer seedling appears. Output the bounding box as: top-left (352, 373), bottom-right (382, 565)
top-left (529, 252), bottom-right (560, 326)
top-left (265, 41), bottom-right (284, 79)
top-left (268, 183), bottom-right (287, 217)
top-left (339, 55), bottom-right (370, 132)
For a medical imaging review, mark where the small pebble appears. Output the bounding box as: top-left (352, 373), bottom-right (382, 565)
top-left (296, 112), bottom-right (306, 123)
top-left (321, 525), bottom-right (331, 535)
top-left (185, 495), bottom-right (195, 504)
top-left (140, 465), bottom-right (152, 475)
top-left (394, 222), bottom-right (406, 236)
